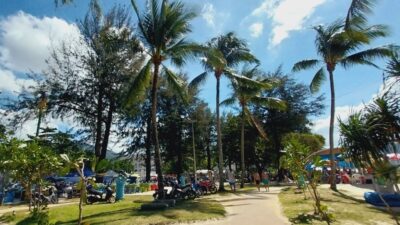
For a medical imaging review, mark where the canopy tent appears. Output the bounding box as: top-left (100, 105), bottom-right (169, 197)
top-left (65, 167), bottom-right (95, 177)
top-left (306, 153), bottom-right (355, 170)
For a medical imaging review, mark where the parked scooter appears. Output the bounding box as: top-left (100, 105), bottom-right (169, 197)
top-left (153, 181), bottom-right (181, 200)
top-left (86, 184), bottom-right (115, 204)
top-left (177, 183), bottom-right (196, 200)
top-left (31, 186), bottom-right (58, 208)
top-left (198, 180), bottom-right (217, 194)
top-left (153, 181), bottom-right (197, 200)
top-left (191, 182), bottom-right (203, 198)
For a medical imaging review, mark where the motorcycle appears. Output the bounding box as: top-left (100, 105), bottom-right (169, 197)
top-left (153, 181), bottom-right (182, 200)
top-left (198, 180), bottom-right (217, 194)
top-left (86, 184), bottom-right (115, 204)
top-left (191, 182), bottom-right (203, 198)
top-left (31, 186), bottom-right (58, 208)
top-left (177, 183), bottom-right (196, 200)
top-left (153, 180), bottom-right (197, 200)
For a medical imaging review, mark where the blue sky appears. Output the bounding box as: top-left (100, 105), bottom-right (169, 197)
top-left (0, 0), bottom-right (399, 149)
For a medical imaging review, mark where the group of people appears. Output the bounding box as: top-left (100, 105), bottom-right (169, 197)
top-left (252, 170), bottom-right (270, 192)
top-left (226, 169), bottom-right (270, 192)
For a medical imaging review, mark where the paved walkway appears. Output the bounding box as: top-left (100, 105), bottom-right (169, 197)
top-left (179, 186), bottom-right (289, 225)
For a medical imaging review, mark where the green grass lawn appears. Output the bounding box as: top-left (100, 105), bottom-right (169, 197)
top-left (1, 195), bottom-right (225, 225)
top-left (279, 186), bottom-right (399, 225)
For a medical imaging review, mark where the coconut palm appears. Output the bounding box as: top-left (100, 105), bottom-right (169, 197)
top-left (384, 50), bottom-right (400, 88)
top-left (190, 32), bottom-right (258, 191)
top-left (221, 66), bottom-right (285, 188)
top-left (292, 18), bottom-right (391, 190)
top-left (128, 0), bottom-right (200, 194)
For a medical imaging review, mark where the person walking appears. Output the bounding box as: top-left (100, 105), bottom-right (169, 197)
top-left (253, 171), bottom-right (261, 192)
top-left (227, 169), bottom-right (236, 192)
top-left (262, 171), bottom-right (270, 192)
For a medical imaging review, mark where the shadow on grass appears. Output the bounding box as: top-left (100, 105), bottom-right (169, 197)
top-left (48, 199), bottom-right (225, 225)
top-left (0, 214), bottom-right (16, 223)
top-left (332, 191), bottom-right (365, 204)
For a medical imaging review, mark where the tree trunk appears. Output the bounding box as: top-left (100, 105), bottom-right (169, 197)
top-left (215, 74), bottom-right (225, 191)
top-left (78, 165), bottom-right (85, 225)
top-left (151, 62), bottom-right (164, 195)
top-left (36, 109), bottom-right (43, 137)
top-left (100, 101), bottom-right (115, 160)
top-left (177, 129), bottom-right (183, 179)
top-left (94, 88), bottom-right (104, 159)
top-left (328, 70), bottom-right (337, 191)
top-left (206, 135), bottom-right (211, 170)
top-left (145, 115), bottom-right (152, 182)
top-left (240, 106), bottom-right (245, 188)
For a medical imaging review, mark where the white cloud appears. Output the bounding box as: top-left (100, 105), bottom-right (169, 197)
top-left (251, 0), bottom-right (326, 48)
top-left (249, 22), bottom-right (263, 38)
top-left (0, 11), bottom-right (81, 73)
top-left (200, 2), bottom-right (230, 34)
top-left (0, 68), bottom-right (36, 93)
top-left (201, 3), bottom-right (216, 28)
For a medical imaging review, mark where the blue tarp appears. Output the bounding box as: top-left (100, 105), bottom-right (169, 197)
top-left (305, 154), bottom-right (355, 170)
top-left (364, 192), bottom-right (400, 207)
top-left (65, 167), bottom-right (95, 177)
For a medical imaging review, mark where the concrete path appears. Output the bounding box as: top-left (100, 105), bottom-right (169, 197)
top-left (179, 186), bottom-right (290, 225)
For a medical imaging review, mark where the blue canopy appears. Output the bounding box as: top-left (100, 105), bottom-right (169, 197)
top-left (65, 167), bottom-right (95, 177)
top-left (305, 154), bottom-right (355, 170)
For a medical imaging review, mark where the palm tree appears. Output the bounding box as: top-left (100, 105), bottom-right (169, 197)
top-left (190, 32), bottom-right (258, 191)
top-left (221, 66), bottom-right (285, 188)
top-left (292, 19), bottom-right (391, 190)
top-left (128, 0), bottom-right (200, 194)
top-left (384, 50), bottom-right (400, 88)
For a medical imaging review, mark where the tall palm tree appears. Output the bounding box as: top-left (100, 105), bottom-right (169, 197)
top-left (191, 32), bottom-right (258, 191)
top-left (221, 66), bottom-right (285, 188)
top-left (128, 0), bottom-right (200, 194)
top-left (292, 19), bottom-right (391, 190)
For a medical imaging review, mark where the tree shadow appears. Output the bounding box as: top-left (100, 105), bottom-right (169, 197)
top-left (332, 191), bottom-right (365, 204)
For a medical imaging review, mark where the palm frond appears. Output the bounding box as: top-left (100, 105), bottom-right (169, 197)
top-left (252, 97), bottom-right (286, 111)
top-left (207, 32), bottom-right (258, 68)
top-left (125, 60), bottom-right (152, 106)
top-left (220, 97), bottom-right (237, 107)
top-left (130, 0), bottom-right (150, 45)
top-left (345, 0), bottom-right (376, 30)
top-left (166, 40), bottom-right (205, 66)
top-left (202, 48), bottom-right (227, 72)
top-left (244, 107), bottom-right (267, 140)
top-left (292, 59), bottom-right (321, 72)
top-left (310, 67), bottom-right (326, 93)
top-left (189, 72), bottom-right (208, 90)
top-left (163, 66), bottom-right (188, 104)
top-left (341, 45), bottom-right (393, 69)
top-left (224, 68), bottom-right (269, 89)
top-left (385, 50), bottom-right (400, 82)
